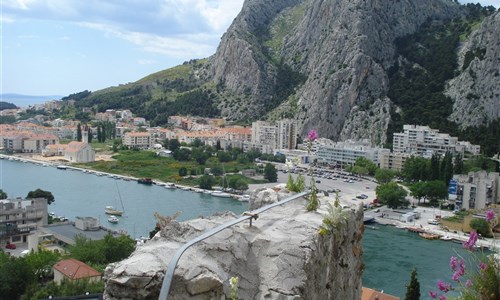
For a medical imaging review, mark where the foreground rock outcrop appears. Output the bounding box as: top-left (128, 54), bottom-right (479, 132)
top-left (103, 188), bottom-right (364, 299)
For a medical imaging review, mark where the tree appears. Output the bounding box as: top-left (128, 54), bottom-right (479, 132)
top-left (96, 125), bottom-right (102, 143)
top-left (178, 167), bottom-right (188, 177)
top-left (409, 182), bottom-right (427, 205)
top-left (353, 157), bottom-right (378, 176)
top-left (376, 182), bottom-right (408, 209)
top-left (26, 189), bottom-right (55, 205)
top-left (191, 138), bottom-right (203, 148)
top-left (199, 175), bottom-right (215, 190)
top-left (441, 151), bottom-right (453, 184)
top-left (405, 267), bottom-right (420, 300)
top-left (168, 139), bottom-right (181, 152)
top-left (210, 165), bottom-right (224, 176)
top-left (217, 151), bottom-right (232, 163)
top-left (24, 249), bottom-right (61, 281)
top-left (430, 153), bottom-right (441, 181)
top-left (228, 177), bottom-right (249, 191)
top-left (264, 163), bottom-right (278, 182)
top-left (102, 234), bottom-right (136, 263)
top-left (76, 123), bottom-right (82, 142)
top-left (173, 148), bottom-right (191, 161)
top-left (469, 218), bottom-right (492, 238)
top-left (374, 169), bottom-right (396, 184)
top-left (87, 127), bottom-right (93, 143)
top-left (0, 252), bottom-right (35, 299)
top-left (454, 153), bottom-right (464, 175)
top-left (192, 148), bottom-right (209, 165)
top-left (0, 189), bottom-right (7, 199)
top-left (425, 180), bottom-right (448, 206)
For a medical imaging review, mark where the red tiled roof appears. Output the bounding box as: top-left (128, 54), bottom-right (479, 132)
top-left (53, 258), bottom-right (100, 280)
top-left (362, 287), bottom-right (400, 300)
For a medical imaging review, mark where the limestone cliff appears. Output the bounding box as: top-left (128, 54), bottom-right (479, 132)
top-left (446, 11), bottom-right (500, 129)
top-left (103, 188), bottom-right (364, 299)
top-left (211, 0), bottom-right (461, 142)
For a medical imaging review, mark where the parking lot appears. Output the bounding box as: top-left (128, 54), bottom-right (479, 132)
top-left (250, 165), bottom-right (379, 209)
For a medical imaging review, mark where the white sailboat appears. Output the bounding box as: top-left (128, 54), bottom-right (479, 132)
top-left (105, 182), bottom-right (125, 216)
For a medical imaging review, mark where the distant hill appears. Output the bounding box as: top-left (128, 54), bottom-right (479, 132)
top-left (0, 101), bottom-right (18, 110)
top-left (1, 93), bottom-right (63, 107)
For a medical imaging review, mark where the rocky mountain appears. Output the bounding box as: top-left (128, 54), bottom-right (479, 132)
top-left (65, 1), bottom-right (499, 150)
top-left (446, 11), bottom-right (500, 129)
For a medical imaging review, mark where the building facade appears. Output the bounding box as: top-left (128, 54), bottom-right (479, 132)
top-left (123, 132), bottom-right (153, 149)
top-left (393, 125), bottom-right (480, 158)
top-left (251, 119), bottom-right (297, 154)
top-left (452, 171), bottom-right (499, 210)
top-left (0, 198), bottom-right (48, 245)
top-left (316, 139), bottom-right (390, 168)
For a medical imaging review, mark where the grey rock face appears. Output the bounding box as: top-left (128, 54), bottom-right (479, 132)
top-left (211, 0), bottom-right (460, 143)
top-left (446, 11), bottom-right (500, 129)
top-left (103, 191), bottom-right (364, 299)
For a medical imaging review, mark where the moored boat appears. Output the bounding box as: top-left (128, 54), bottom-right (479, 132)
top-left (108, 215), bottom-right (119, 223)
top-left (440, 236), bottom-right (453, 241)
top-left (138, 178), bottom-right (153, 185)
top-left (211, 190), bottom-right (232, 198)
top-left (419, 232), bottom-right (440, 240)
top-left (105, 206), bottom-right (123, 216)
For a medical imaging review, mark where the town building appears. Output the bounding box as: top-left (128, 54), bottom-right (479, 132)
top-left (123, 132), bottom-right (153, 149)
top-left (451, 171), bottom-right (499, 210)
top-left (64, 128), bottom-right (95, 163)
top-left (22, 134), bottom-right (59, 153)
top-left (316, 139), bottom-right (390, 168)
top-left (249, 119), bottom-right (297, 154)
top-left (379, 152), bottom-right (410, 171)
top-left (393, 125), bottom-right (480, 158)
top-left (53, 258), bottom-right (101, 284)
top-left (0, 198), bottom-right (48, 246)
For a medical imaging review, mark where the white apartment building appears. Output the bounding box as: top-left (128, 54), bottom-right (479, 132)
top-left (123, 132), bottom-right (153, 149)
top-left (452, 171), bottom-right (499, 210)
top-left (0, 198), bottom-right (48, 245)
top-left (316, 139), bottom-right (390, 168)
top-left (250, 119), bottom-right (297, 154)
top-left (393, 125), bottom-right (480, 158)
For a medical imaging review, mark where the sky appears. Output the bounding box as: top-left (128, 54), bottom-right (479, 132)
top-left (1, 0), bottom-right (498, 97)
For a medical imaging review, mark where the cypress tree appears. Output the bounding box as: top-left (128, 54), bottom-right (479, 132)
top-left (405, 267), bottom-right (420, 300)
top-left (76, 123), bottom-right (82, 141)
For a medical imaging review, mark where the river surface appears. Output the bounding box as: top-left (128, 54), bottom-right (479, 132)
top-left (1, 158), bottom-right (482, 299)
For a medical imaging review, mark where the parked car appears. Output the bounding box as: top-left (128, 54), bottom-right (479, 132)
top-left (5, 243), bottom-right (16, 249)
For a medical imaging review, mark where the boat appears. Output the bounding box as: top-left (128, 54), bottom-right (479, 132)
top-left (138, 178), bottom-right (153, 185)
top-left (105, 182), bottom-right (125, 216)
top-left (105, 206), bottom-right (124, 216)
top-left (56, 165), bottom-right (67, 170)
top-left (240, 194), bottom-right (250, 202)
top-left (440, 236), bottom-right (453, 241)
top-left (419, 232), bottom-right (441, 240)
top-left (211, 190), bottom-right (232, 198)
top-left (108, 215), bottom-right (119, 223)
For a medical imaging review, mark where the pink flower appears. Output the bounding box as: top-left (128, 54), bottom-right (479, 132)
top-left (439, 295), bottom-right (447, 300)
top-left (466, 279), bottom-right (472, 287)
top-left (486, 209), bottom-right (495, 222)
top-left (452, 271), bottom-right (461, 282)
top-left (449, 256), bottom-right (457, 271)
top-left (479, 262), bottom-right (488, 271)
top-left (463, 231), bottom-right (478, 251)
top-left (307, 129), bottom-right (318, 142)
top-left (437, 280), bottom-right (452, 292)
top-left (429, 291), bottom-right (438, 299)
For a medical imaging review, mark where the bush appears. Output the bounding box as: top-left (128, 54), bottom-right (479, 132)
top-left (469, 218), bottom-right (492, 238)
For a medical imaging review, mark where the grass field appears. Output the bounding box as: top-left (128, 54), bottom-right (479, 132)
top-left (76, 150), bottom-right (268, 187)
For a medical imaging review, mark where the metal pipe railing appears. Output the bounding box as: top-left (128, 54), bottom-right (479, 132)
top-left (158, 190), bottom-right (310, 299)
